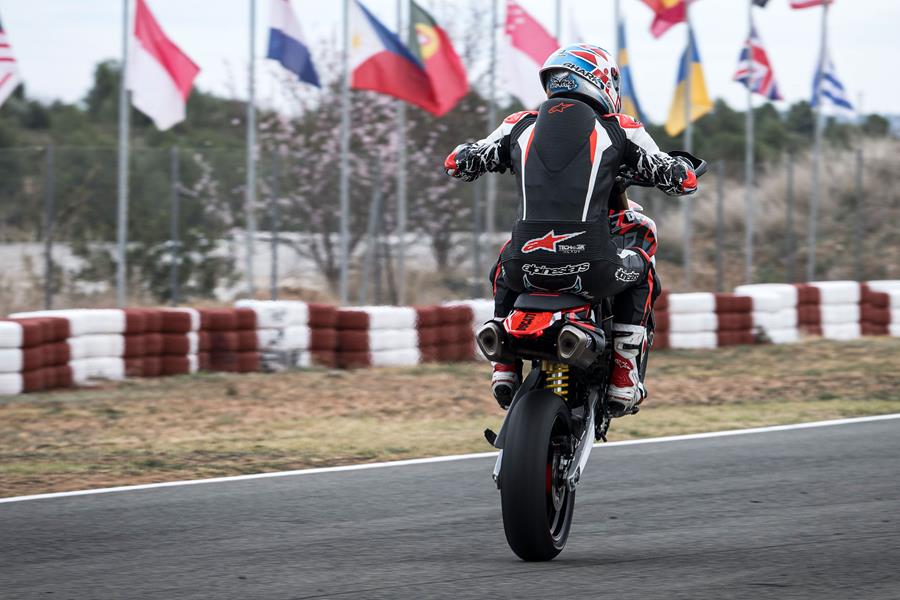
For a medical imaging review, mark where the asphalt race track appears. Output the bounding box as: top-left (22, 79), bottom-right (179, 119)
top-left (2, 417), bottom-right (899, 599)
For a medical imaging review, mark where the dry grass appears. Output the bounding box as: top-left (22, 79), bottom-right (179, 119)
top-left (2, 337), bottom-right (900, 498)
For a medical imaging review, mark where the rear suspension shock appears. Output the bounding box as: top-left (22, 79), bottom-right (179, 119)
top-left (542, 361), bottom-right (570, 401)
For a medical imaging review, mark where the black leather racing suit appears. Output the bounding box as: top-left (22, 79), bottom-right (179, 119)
top-left (447, 97), bottom-right (697, 327)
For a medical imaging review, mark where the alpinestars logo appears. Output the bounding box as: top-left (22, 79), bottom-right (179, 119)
top-left (522, 263), bottom-right (590, 277)
top-left (614, 268), bottom-right (641, 283)
top-left (521, 230), bottom-right (585, 253)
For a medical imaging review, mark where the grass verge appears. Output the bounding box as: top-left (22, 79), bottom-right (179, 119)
top-left (2, 338), bottom-right (899, 498)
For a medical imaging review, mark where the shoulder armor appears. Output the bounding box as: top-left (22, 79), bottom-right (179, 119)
top-left (504, 110), bottom-right (538, 124)
top-left (604, 113), bottom-right (643, 129)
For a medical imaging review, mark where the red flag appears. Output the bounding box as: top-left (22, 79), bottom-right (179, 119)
top-left (127, 0), bottom-right (199, 130)
top-left (641, 0), bottom-right (687, 38)
top-left (790, 0), bottom-right (832, 8)
top-left (408, 0), bottom-right (468, 116)
top-left (503, 1), bottom-right (559, 108)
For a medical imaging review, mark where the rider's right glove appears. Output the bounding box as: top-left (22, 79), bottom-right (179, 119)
top-left (674, 157), bottom-right (698, 194)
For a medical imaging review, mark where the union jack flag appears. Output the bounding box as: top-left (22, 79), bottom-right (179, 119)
top-left (733, 22), bottom-right (782, 101)
top-left (0, 14), bottom-right (22, 108)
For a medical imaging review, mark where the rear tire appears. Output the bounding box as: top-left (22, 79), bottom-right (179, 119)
top-left (499, 390), bottom-right (576, 561)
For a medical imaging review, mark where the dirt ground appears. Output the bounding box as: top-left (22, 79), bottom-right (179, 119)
top-left (2, 338), bottom-right (900, 498)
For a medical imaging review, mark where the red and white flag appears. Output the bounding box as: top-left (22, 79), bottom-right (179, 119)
top-left (502, 1), bottom-right (559, 108)
top-left (127, 0), bottom-right (199, 130)
top-left (790, 0), bottom-right (832, 9)
top-left (0, 14), bottom-right (23, 108)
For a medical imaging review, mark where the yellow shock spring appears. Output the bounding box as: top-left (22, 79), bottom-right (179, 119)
top-left (542, 361), bottom-right (570, 401)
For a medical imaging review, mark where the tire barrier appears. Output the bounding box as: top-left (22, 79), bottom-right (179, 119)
top-left (2, 280), bottom-right (899, 395)
top-left (0, 316), bottom-right (72, 395)
top-left (234, 300), bottom-right (337, 370)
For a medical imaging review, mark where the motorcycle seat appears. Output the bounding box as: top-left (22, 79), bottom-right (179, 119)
top-left (513, 293), bottom-right (590, 312)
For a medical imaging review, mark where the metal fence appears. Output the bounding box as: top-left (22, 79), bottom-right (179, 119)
top-left (0, 142), bottom-right (894, 314)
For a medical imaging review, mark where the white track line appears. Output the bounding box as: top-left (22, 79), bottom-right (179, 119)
top-left (2, 413), bottom-right (899, 505)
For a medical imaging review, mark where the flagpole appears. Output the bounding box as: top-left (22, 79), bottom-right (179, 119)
top-left (485, 0), bottom-right (498, 243)
top-left (614, 0), bottom-right (621, 55)
top-left (744, 0), bottom-right (754, 284)
top-left (555, 0), bottom-right (562, 40)
top-left (682, 4), bottom-right (693, 289)
top-left (806, 2), bottom-right (828, 282)
top-left (338, 0), bottom-right (352, 303)
top-left (116, 0), bottom-right (130, 308)
top-left (396, 0), bottom-right (407, 305)
top-left (245, 0), bottom-right (258, 297)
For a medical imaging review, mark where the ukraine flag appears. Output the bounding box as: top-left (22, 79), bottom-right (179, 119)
top-left (617, 20), bottom-right (647, 123)
top-left (664, 26), bottom-right (713, 137)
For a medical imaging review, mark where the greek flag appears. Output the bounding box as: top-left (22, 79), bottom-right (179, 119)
top-left (811, 50), bottom-right (853, 116)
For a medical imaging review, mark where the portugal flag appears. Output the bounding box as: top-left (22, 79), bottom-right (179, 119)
top-left (407, 0), bottom-right (468, 116)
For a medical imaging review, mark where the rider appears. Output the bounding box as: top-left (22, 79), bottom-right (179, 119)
top-left (444, 44), bottom-right (698, 415)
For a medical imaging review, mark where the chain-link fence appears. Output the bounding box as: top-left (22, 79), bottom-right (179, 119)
top-left (1, 139), bottom-right (897, 314)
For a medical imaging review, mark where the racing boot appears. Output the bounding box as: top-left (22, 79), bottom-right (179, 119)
top-left (491, 362), bottom-right (520, 409)
top-left (606, 323), bottom-right (648, 416)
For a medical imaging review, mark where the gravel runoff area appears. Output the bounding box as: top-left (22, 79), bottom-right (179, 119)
top-left (2, 338), bottom-right (899, 498)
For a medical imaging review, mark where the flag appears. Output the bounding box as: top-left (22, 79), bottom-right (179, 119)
top-left (734, 21), bottom-right (782, 101)
top-left (350, 0), bottom-right (440, 114)
top-left (0, 14), bottom-right (22, 108)
top-left (127, 0), bottom-right (199, 130)
top-left (407, 0), bottom-right (468, 116)
top-left (617, 19), bottom-right (647, 123)
top-left (790, 0), bottom-right (832, 8)
top-left (641, 0), bottom-right (687, 39)
top-left (812, 49), bottom-right (853, 116)
top-left (267, 0), bottom-right (320, 87)
top-left (664, 27), bottom-right (713, 137)
top-left (503, 0), bottom-right (559, 108)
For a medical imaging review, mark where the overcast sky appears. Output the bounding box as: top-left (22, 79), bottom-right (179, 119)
top-left (2, 0), bottom-right (897, 124)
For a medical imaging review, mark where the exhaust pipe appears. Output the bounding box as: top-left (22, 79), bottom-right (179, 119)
top-left (557, 324), bottom-right (605, 369)
top-left (476, 321), bottom-right (514, 363)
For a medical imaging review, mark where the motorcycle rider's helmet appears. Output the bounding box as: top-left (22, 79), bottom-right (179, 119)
top-left (539, 44), bottom-right (622, 114)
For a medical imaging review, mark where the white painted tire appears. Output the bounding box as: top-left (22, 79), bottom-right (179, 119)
top-left (810, 281), bottom-right (861, 305)
top-left (865, 280), bottom-right (900, 293)
top-left (0, 322), bottom-right (23, 349)
top-left (820, 304), bottom-right (860, 325)
top-left (668, 312), bottom-right (717, 333)
top-left (0, 373), bottom-right (24, 395)
top-left (0, 349), bottom-right (23, 373)
top-left (766, 328), bottom-right (800, 344)
top-left (668, 332), bottom-right (717, 349)
top-left (235, 300), bottom-right (309, 328)
top-left (70, 357), bottom-right (126, 383)
top-left (734, 284), bottom-right (799, 308)
top-left (67, 334), bottom-right (126, 360)
top-left (821, 322), bottom-right (861, 341)
top-left (256, 326), bottom-right (311, 351)
top-left (368, 348), bottom-right (421, 367)
top-left (667, 293), bottom-right (715, 314)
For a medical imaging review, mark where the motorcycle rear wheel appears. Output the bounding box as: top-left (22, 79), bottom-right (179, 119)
top-left (499, 389), bottom-right (576, 561)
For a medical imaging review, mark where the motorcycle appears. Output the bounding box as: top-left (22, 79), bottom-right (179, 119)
top-left (476, 153), bottom-right (707, 561)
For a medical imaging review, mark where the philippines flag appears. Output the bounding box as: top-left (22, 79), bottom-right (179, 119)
top-left (0, 13), bottom-right (23, 109)
top-left (733, 22), bottom-right (782, 101)
top-left (350, 0), bottom-right (438, 114)
top-left (267, 0), bottom-right (319, 87)
top-left (127, 0), bottom-right (199, 130)
top-left (812, 50), bottom-right (853, 116)
top-left (503, 1), bottom-right (559, 108)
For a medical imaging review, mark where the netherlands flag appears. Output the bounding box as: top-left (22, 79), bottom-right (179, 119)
top-left (734, 22), bottom-right (782, 101)
top-left (267, 0), bottom-right (319, 87)
top-left (349, 0), bottom-right (437, 114)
